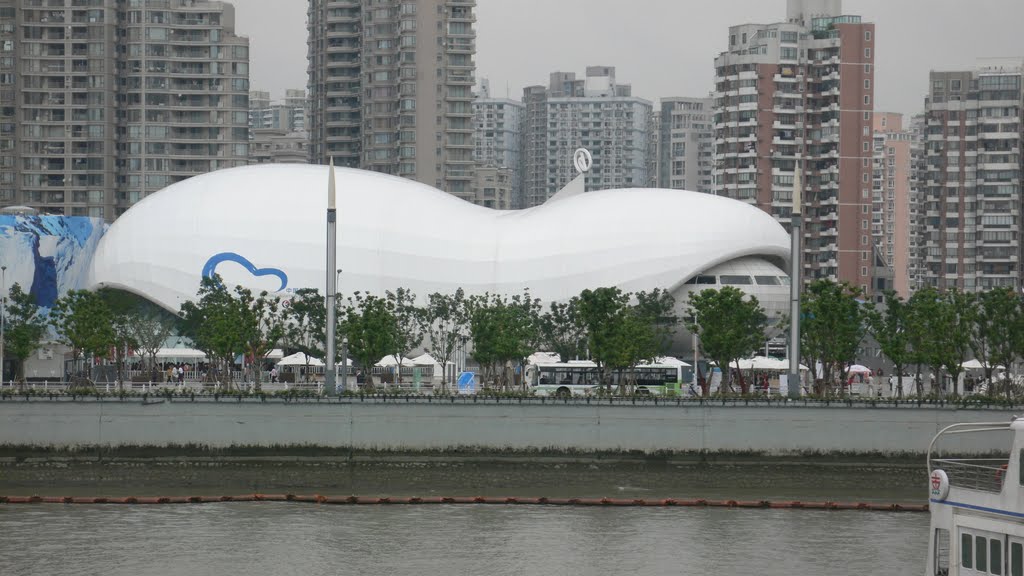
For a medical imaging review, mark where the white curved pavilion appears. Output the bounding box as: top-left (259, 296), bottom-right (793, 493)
top-left (88, 164), bottom-right (791, 348)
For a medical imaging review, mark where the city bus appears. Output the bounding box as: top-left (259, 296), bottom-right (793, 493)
top-left (525, 357), bottom-right (690, 397)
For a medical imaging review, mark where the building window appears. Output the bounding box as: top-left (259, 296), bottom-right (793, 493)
top-left (865, 47), bottom-right (872, 59)
top-left (865, 30), bottom-right (872, 42)
top-left (864, 79), bottom-right (871, 90)
top-left (864, 95), bottom-right (871, 105)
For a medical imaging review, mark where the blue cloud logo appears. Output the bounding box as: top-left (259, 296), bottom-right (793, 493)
top-left (202, 252), bottom-right (288, 292)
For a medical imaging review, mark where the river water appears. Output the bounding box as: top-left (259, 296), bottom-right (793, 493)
top-left (1, 503), bottom-right (926, 575)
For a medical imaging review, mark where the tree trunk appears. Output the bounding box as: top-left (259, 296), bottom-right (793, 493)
top-left (894, 363), bottom-right (904, 398)
top-left (914, 364), bottom-right (923, 398)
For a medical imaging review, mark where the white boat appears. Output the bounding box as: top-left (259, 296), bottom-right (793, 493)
top-left (927, 419), bottom-right (1024, 576)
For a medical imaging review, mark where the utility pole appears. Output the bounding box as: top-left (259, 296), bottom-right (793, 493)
top-left (324, 159), bottom-right (337, 396)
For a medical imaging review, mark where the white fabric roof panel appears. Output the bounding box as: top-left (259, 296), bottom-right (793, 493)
top-left (88, 165), bottom-right (791, 317)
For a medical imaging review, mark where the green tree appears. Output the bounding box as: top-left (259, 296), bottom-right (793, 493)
top-left (633, 289), bottom-right (679, 358)
top-left (98, 289), bottom-right (154, 389)
top-left (613, 290), bottom-right (679, 393)
top-left (577, 287), bottom-right (631, 390)
top-left (540, 297), bottom-right (586, 363)
top-left (235, 286), bottom-right (286, 391)
top-left (420, 289), bottom-right (471, 393)
top-left (342, 292), bottom-right (399, 388)
top-left (179, 276), bottom-right (243, 388)
top-left (866, 291), bottom-right (912, 398)
top-left (800, 280), bottom-right (867, 396)
top-left (284, 288), bottom-right (327, 382)
top-left (970, 287), bottom-right (1021, 399)
top-left (50, 289), bottom-right (117, 382)
top-left (933, 289), bottom-right (974, 398)
top-left (686, 286), bottom-right (767, 396)
top-left (468, 292), bottom-right (541, 391)
top-left (907, 287), bottom-right (941, 397)
top-left (128, 301), bottom-right (176, 381)
top-left (2, 283), bottom-right (47, 383)
top-left (386, 288), bottom-right (424, 383)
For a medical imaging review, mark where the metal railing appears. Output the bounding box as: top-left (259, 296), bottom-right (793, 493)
top-left (930, 458), bottom-right (1009, 493)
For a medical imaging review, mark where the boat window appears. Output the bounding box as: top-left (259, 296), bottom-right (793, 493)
top-left (779, 276), bottom-right (791, 285)
top-left (992, 539), bottom-right (1003, 575)
top-left (755, 276), bottom-right (781, 286)
top-left (720, 275), bottom-right (753, 285)
top-left (934, 528), bottom-right (949, 576)
top-left (685, 276), bottom-right (718, 285)
top-left (978, 535), bottom-right (988, 572)
top-left (1011, 542), bottom-right (1022, 576)
top-left (964, 534), bottom-right (974, 569)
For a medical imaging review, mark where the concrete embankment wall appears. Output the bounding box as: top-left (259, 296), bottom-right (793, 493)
top-left (0, 399), bottom-right (1013, 456)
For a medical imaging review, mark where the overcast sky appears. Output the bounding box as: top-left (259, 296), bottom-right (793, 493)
top-left (230, 0), bottom-right (1024, 117)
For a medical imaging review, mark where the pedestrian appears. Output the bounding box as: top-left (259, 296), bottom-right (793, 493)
top-left (166, 365), bottom-right (174, 384)
top-left (270, 366), bottom-right (278, 383)
top-left (177, 364), bottom-right (184, 384)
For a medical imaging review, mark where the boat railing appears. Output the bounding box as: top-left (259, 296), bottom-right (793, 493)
top-left (929, 458), bottom-right (1009, 494)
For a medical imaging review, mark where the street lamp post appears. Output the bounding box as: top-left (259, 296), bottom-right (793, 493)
top-left (787, 157), bottom-right (803, 399)
top-left (325, 159), bottom-right (338, 396)
top-left (1, 265), bottom-right (6, 386)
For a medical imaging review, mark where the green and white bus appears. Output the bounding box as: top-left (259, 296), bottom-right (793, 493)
top-left (525, 357), bottom-right (691, 397)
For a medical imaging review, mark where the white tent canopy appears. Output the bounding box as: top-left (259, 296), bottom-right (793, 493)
top-left (713, 357), bottom-right (808, 371)
top-left (962, 359), bottom-right (1006, 370)
top-left (847, 364), bottom-right (872, 374)
top-left (277, 352), bottom-right (325, 367)
top-left (151, 347), bottom-right (207, 360)
top-left (409, 353), bottom-right (443, 371)
top-left (376, 355), bottom-right (413, 367)
top-left (410, 352), bottom-right (439, 365)
top-left (648, 356), bottom-right (692, 368)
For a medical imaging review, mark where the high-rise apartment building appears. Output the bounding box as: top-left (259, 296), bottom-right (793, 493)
top-left (521, 67), bottom-right (652, 208)
top-left (307, 0), bottom-right (477, 201)
top-left (249, 128), bottom-right (308, 165)
top-left (920, 63), bottom-right (1024, 291)
top-left (0, 0), bottom-right (250, 221)
top-left (473, 78), bottom-right (522, 208)
top-left (907, 113), bottom-right (927, 292)
top-left (655, 97), bottom-right (714, 193)
top-left (871, 113), bottom-right (914, 299)
top-left (713, 0), bottom-right (876, 292)
top-left (284, 88), bottom-right (307, 132)
top-left (249, 88), bottom-right (307, 133)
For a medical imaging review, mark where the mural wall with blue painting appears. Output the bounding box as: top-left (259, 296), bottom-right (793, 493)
top-left (0, 215), bottom-right (107, 311)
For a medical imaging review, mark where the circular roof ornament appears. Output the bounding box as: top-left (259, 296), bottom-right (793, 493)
top-left (573, 148), bottom-right (593, 174)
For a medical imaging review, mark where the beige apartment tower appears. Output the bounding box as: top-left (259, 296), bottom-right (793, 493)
top-left (921, 63), bottom-right (1024, 292)
top-left (713, 0), bottom-right (876, 293)
top-left (0, 0), bottom-right (250, 221)
top-left (307, 0), bottom-right (476, 201)
top-left (871, 113), bottom-right (914, 299)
